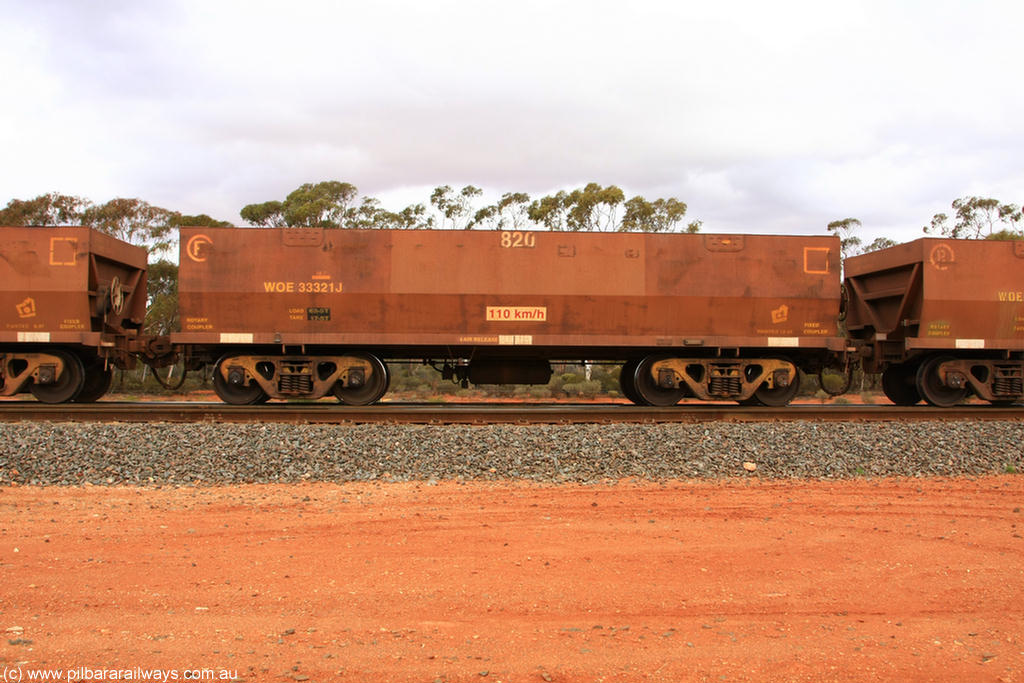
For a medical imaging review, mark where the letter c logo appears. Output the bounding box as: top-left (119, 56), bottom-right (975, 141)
top-left (186, 234), bottom-right (213, 262)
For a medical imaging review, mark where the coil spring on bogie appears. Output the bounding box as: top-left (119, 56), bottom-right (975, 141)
top-left (709, 376), bottom-right (742, 396)
top-left (993, 376), bottom-right (1023, 397)
top-left (992, 365), bottom-right (1023, 397)
top-left (279, 374), bottom-right (313, 394)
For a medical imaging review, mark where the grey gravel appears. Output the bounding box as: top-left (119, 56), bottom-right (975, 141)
top-left (0, 421), bottom-right (1021, 486)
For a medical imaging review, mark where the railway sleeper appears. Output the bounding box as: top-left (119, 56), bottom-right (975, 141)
top-left (929, 358), bottom-right (1024, 403)
top-left (649, 357), bottom-right (799, 404)
top-left (216, 354), bottom-right (379, 401)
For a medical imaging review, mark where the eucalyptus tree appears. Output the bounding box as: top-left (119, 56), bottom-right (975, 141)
top-left (924, 196), bottom-right (1022, 239)
top-left (826, 218), bottom-right (863, 260)
top-left (429, 185), bottom-right (482, 229)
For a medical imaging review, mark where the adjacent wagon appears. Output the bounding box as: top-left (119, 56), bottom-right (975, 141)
top-left (0, 226), bottom-right (150, 402)
top-left (844, 238), bottom-right (1024, 406)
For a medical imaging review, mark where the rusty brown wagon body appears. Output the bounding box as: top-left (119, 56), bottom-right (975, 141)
top-left (0, 226), bottom-right (150, 402)
top-left (845, 238), bottom-right (1024, 406)
top-left (175, 226), bottom-right (846, 406)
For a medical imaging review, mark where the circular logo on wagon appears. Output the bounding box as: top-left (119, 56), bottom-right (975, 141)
top-left (186, 234), bottom-right (213, 262)
top-left (109, 275), bottom-right (125, 315)
top-left (929, 243), bottom-right (955, 270)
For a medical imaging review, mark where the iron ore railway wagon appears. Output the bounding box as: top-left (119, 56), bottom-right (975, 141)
top-left (174, 226), bottom-right (847, 406)
top-left (845, 238), bottom-right (1024, 406)
top-left (0, 227), bottom-right (163, 403)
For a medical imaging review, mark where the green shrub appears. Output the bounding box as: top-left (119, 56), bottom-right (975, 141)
top-left (561, 380), bottom-right (602, 399)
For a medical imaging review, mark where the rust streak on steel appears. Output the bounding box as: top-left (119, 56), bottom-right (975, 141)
top-left (0, 402), bottom-right (1022, 425)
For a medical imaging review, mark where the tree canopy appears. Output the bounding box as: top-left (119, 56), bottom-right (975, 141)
top-left (144, 259), bottom-right (179, 335)
top-left (239, 180), bottom-right (700, 233)
top-left (622, 196), bottom-right (700, 233)
top-left (828, 194), bottom-right (1023, 263)
top-left (527, 184), bottom-right (618, 232)
top-left (3, 180), bottom-right (700, 243)
top-left (0, 192), bottom-right (89, 226)
top-left (924, 196), bottom-right (1023, 240)
top-left (241, 181), bottom-right (433, 230)
top-left (525, 184), bottom-right (699, 233)
top-left (826, 218), bottom-right (863, 259)
top-left (240, 181), bottom-right (361, 228)
top-left (430, 185), bottom-right (481, 230)
top-left (0, 192), bottom-right (232, 257)
top-left (470, 192), bottom-right (531, 230)
top-left (826, 221), bottom-right (899, 260)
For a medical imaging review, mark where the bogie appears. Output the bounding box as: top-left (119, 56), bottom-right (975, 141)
top-left (29, 351), bottom-right (85, 404)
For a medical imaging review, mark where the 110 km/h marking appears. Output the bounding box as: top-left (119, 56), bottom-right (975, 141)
top-left (486, 306), bottom-right (547, 322)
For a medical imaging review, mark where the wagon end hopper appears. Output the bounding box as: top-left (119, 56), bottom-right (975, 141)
top-left (844, 238), bottom-right (1024, 406)
top-left (176, 227), bottom-right (845, 405)
top-left (0, 226), bottom-right (149, 402)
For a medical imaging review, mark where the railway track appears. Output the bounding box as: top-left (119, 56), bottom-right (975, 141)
top-left (0, 401), bottom-right (1022, 424)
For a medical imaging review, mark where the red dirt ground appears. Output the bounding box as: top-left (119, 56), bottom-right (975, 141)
top-left (2, 477), bottom-right (1023, 682)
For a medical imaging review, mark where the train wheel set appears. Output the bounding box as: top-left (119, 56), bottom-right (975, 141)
top-left (198, 351), bottom-right (812, 407)
top-left (209, 351), bottom-right (391, 406)
top-left (618, 355), bottom-right (804, 407)
top-left (880, 354), bottom-right (1024, 407)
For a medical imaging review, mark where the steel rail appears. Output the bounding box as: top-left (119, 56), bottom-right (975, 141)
top-left (0, 401), bottom-right (1022, 424)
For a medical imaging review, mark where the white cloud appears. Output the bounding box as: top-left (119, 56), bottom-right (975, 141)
top-left (1, 0), bottom-right (1022, 243)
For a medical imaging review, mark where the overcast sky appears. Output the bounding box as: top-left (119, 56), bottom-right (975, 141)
top-left (2, 0), bottom-right (1022, 244)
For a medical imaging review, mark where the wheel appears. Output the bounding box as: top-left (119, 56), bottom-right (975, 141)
top-left (334, 354), bottom-right (390, 405)
top-left (747, 360), bottom-right (801, 407)
top-left (632, 356), bottom-right (686, 407)
top-left (618, 359), bottom-right (642, 405)
top-left (881, 364), bottom-right (921, 406)
top-left (916, 355), bottom-right (968, 407)
top-left (30, 351), bottom-right (84, 403)
top-left (212, 357), bottom-right (269, 405)
top-left (74, 361), bottom-right (113, 402)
